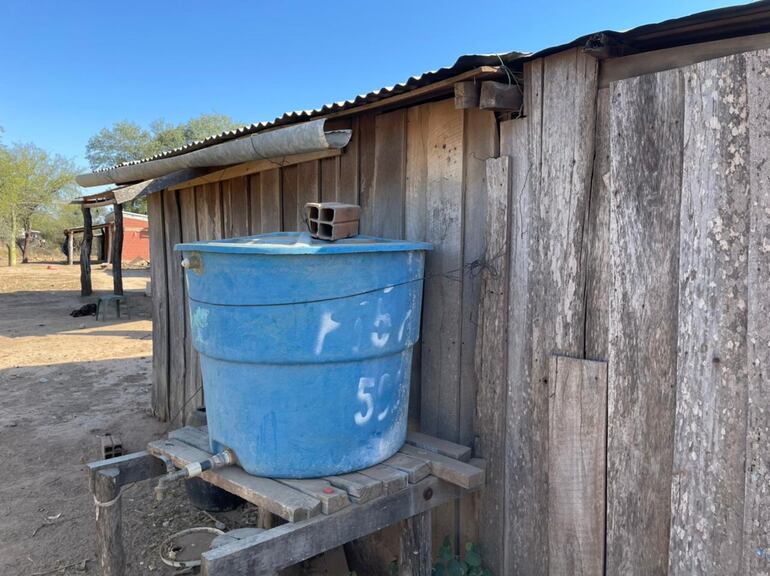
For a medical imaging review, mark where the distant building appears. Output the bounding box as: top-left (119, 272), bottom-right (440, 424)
top-left (105, 211), bottom-right (150, 262)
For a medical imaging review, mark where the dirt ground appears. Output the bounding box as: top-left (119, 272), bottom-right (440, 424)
top-left (0, 263), bottom-right (262, 575)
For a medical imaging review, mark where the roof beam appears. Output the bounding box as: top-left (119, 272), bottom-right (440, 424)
top-left (599, 30), bottom-right (770, 87)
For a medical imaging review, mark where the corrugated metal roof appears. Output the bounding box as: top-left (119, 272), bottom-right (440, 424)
top-left (87, 52), bottom-right (523, 176)
top-left (86, 1), bottom-right (770, 177)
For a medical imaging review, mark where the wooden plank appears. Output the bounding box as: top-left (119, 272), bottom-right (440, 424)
top-left (399, 510), bottom-right (432, 576)
top-left (277, 478), bottom-right (349, 515)
top-left (419, 97), bottom-right (465, 441)
top-left (583, 87), bottom-right (611, 360)
top-left (669, 54), bottom-right (751, 576)
top-left (87, 451), bottom-right (167, 491)
top-left (357, 113), bottom-right (376, 234)
top-left (281, 165), bottom-right (298, 232)
top-left (398, 444), bottom-right (484, 490)
top-left (606, 66), bottom-right (684, 576)
top-left (505, 49), bottom-right (599, 576)
top-left (324, 472), bottom-right (383, 503)
top-left (548, 356), bottom-right (607, 576)
top-left (599, 30), bottom-right (770, 88)
top-left (406, 431), bottom-right (471, 462)
top-left (320, 156), bottom-right (339, 202)
top-left (162, 189), bottom-right (186, 427)
top-left (147, 192), bottom-right (169, 420)
top-left (196, 183), bottom-right (223, 240)
top-left (337, 115), bottom-right (359, 205)
top-left (460, 108), bottom-right (499, 448)
top-left (248, 173), bottom-right (261, 234)
top-left (473, 155), bottom-right (511, 576)
top-left (358, 464), bottom-right (408, 495)
top-left (168, 425), bottom-right (209, 451)
top-left (260, 169), bottom-right (282, 232)
top-left (382, 453), bottom-right (431, 484)
top-left (404, 103), bottom-right (431, 426)
top-left (166, 149), bottom-right (341, 191)
top-left (296, 161), bottom-right (320, 230)
top-left (201, 476), bottom-right (463, 575)
top-left (743, 48), bottom-right (770, 576)
top-left (147, 438), bottom-right (321, 522)
top-left (458, 110), bottom-right (498, 547)
top-left (479, 81), bottom-right (523, 112)
top-left (418, 98), bottom-right (465, 553)
top-left (404, 104), bottom-right (430, 243)
top-left (222, 176), bottom-right (250, 237)
top-left (178, 188), bottom-right (202, 420)
top-left (454, 80), bottom-right (481, 109)
top-left (502, 110), bottom-right (535, 576)
top-left (370, 108), bottom-right (406, 238)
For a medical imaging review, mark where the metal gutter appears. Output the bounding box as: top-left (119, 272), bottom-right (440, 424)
top-left (76, 119), bottom-right (351, 187)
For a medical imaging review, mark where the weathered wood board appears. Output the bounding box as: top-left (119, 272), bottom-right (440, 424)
top-left (178, 187), bottom-right (202, 420)
top-left (669, 54), bottom-right (751, 576)
top-left (406, 431), bottom-right (471, 462)
top-left (743, 48), bottom-right (770, 576)
top-left (607, 67), bottom-right (684, 576)
top-left (501, 115), bottom-right (534, 576)
top-left (281, 165), bottom-right (299, 232)
top-left (222, 176), bottom-right (250, 237)
top-left (417, 98), bottom-right (465, 552)
top-left (473, 154), bottom-right (511, 576)
top-left (148, 438), bottom-right (322, 522)
top-left (583, 86), bottom-right (612, 360)
top-left (147, 192), bottom-right (169, 420)
top-left (260, 169), bottom-right (281, 233)
top-left (162, 189), bottom-right (186, 426)
top-left (505, 48), bottom-right (599, 576)
top-left (547, 356), bottom-right (607, 576)
top-left (369, 109), bottom-right (406, 238)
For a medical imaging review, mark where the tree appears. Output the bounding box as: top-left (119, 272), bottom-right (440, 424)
top-left (0, 143), bottom-right (78, 265)
top-left (85, 113), bottom-right (241, 212)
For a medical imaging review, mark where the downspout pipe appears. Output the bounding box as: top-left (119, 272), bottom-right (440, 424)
top-left (76, 118), bottom-right (352, 187)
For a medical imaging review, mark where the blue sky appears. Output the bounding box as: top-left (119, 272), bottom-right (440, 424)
top-left (0, 0), bottom-right (748, 171)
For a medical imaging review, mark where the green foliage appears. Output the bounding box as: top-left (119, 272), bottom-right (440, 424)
top-left (0, 143), bottom-right (78, 264)
top-left (84, 113), bottom-right (241, 214)
top-left (433, 538), bottom-right (492, 576)
top-left (85, 113), bottom-right (242, 171)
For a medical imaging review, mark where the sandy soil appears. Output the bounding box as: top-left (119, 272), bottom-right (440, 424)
top-left (0, 263), bottom-right (260, 575)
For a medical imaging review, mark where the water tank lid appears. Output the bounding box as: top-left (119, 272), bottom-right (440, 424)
top-left (175, 232), bottom-right (432, 254)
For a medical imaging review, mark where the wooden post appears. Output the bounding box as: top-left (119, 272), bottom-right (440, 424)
top-left (399, 511), bottom-right (432, 576)
top-left (112, 204), bottom-right (124, 296)
top-left (67, 231), bottom-right (74, 265)
top-left (80, 207), bottom-right (93, 296)
top-left (106, 224), bottom-right (112, 265)
top-left (93, 468), bottom-right (125, 576)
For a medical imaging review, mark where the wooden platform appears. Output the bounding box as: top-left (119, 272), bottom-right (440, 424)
top-left (88, 427), bottom-right (484, 576)
top-left (146, 426), bottom-right (483, 524)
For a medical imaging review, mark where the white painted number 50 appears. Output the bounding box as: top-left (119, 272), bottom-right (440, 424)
top-left (354, 377), bottom-right (375, 425)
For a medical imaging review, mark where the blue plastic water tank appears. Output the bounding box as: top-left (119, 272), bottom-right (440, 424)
top-left (176, 232), bottom-right (431, 478)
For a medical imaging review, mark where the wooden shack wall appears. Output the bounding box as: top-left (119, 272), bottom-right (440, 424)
top-left (476, 46), bottom-right (768, 576)
top-left (147, 45), bottom-right (769, 575)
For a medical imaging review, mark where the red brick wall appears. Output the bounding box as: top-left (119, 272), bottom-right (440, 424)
top-left (121, 215), bottom-right (150, 261)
